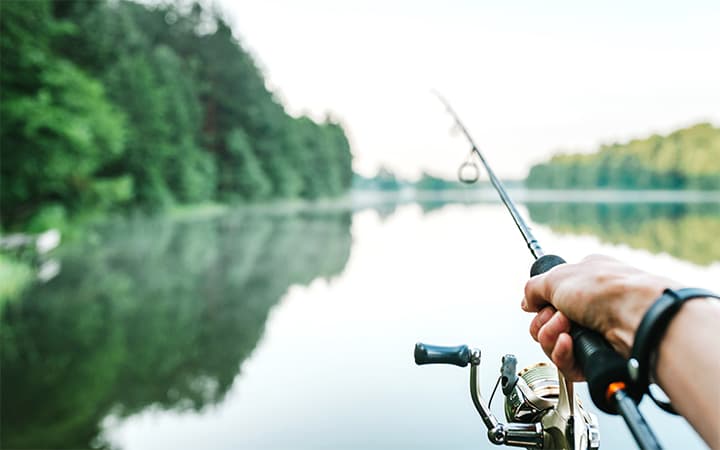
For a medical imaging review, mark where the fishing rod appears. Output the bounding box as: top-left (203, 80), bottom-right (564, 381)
top-left (413, 94), bottom-right (663, 450)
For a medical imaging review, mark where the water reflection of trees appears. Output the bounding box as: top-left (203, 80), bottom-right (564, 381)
top-left (526, 203), bottom-right (720, 265)
top-left (1, 211), bottom-right (352, 449)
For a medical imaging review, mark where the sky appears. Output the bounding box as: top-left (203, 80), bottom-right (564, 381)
top-left (216, 0), bottom-right (720, 179)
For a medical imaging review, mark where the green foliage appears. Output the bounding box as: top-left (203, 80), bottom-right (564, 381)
top-left (0, 0), bottom-right (126, 227)
top-left (0, 210), bottom-right (352, 449)
top-left (287, 116), bottom-right (352, 199)
top-left (353, 167), bottom-right (405, 191)
top-left (1, 0), bottom-right (354, 230)
top-left (526, 124), bottom-right (720, 190)
top-left (26, 203), bottom-right (68, 233)
top-left (223, 128), bottom-right (271, 200)
top-left (0, 254), bottom-right (33, 307)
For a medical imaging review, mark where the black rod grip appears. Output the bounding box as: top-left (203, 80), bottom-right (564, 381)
top-left (529, 254), bottom-right (567, 277)
top-left (530, 254), bottom-right (637, 414)
top-left (414, 343), bottom-right (471, 367)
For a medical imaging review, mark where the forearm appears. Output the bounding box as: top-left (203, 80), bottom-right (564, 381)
top-left (655, 298), bottom-right (720, 448)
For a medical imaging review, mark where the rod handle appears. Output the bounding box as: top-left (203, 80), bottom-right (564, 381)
top-left (529, 254), bottom-right (566, 277)
top-left (414, 343), bottom-right (472, 367)
top-left (530, 254), bottom-right (638, 413)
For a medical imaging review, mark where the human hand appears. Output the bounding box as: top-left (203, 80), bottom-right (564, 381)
top-left (522, 255), bottom-right (680, 381)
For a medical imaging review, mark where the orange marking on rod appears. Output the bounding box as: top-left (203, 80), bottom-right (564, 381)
top-left (605, 381), bottom-right (627, 403)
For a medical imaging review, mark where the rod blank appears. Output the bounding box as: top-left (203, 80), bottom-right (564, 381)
top-left (434, 93), bottom-right (544, 259)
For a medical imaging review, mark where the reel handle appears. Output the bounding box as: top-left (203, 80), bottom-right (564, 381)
top-left (414, 343), bottom-right (472, 367)
top-left (530, 255), bottom-right (637, 414)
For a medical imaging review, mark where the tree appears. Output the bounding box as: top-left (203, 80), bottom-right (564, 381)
top-left (223, 128), bottom-right (271, 200)
top-left (0, 0), bottom-right (126, 229)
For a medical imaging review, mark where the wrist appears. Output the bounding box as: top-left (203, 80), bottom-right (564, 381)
top-left (628, 289), bottom-right (720, 412)
top-left (604, 274), bottom-right (683, 358)
top-left (652, 296), bottom-right (720, 447)
top-left (655, 298), bottom-right (718, 385)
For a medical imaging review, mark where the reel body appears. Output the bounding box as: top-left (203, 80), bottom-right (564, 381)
top-left (505, 363), bottom-right (559, 423)
top-left (415, 343), bottom-right (600, 450)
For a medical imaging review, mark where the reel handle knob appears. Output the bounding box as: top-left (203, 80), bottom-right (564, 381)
top-left (414, 342), bottom-right (472, 367)
top-left (530, 254), bottom-right (637, 414)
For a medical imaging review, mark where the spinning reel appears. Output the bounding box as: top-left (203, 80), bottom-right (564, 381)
top-left (414, 343), bottom-right (600, 450)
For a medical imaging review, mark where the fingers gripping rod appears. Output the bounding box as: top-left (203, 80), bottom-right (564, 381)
top-left (435, 93), bottom-right (663, 450)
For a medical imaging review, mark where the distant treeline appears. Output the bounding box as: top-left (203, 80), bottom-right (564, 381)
top-left (353, 168), bottom-right (460, 191)
top-left (353, 168), bottom-right (523, 191)
top-left (0, 1), bottom-right (353, 230)
top-left (526, 123), bottom-right (720, 190)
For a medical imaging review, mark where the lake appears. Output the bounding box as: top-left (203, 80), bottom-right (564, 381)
top-left (2, 192), bottom-right (719, 449)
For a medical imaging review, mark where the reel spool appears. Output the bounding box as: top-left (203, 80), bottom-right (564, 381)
top-left (505, 363), bottom-right (559, 423)
top-left (414, 343), bottom-right (600, 450)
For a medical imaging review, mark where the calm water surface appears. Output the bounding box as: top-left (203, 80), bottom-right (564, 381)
top-left (2, 198), bottom-right (719, 449)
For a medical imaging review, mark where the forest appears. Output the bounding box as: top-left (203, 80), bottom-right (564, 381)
top-left (0, 0), bottom-right (353, 232)
top-left (525, 123), bottom-right (720, 190)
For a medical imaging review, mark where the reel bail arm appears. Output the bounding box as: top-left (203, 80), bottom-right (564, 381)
top-left (414, 343), bottom-right (599, 449)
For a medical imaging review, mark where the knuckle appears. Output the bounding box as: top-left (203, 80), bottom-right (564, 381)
top-left (538, 323), bottom-right (553, 345)
top-left (582, 253), bottom-right (606, 263)
top-left (523, 278), bottom-right (536, 299)
top-left (555, 312), bottom-right (570, 330)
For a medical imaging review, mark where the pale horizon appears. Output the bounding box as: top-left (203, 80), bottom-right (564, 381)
top-left (216, 0), bottom-right (720, 180)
